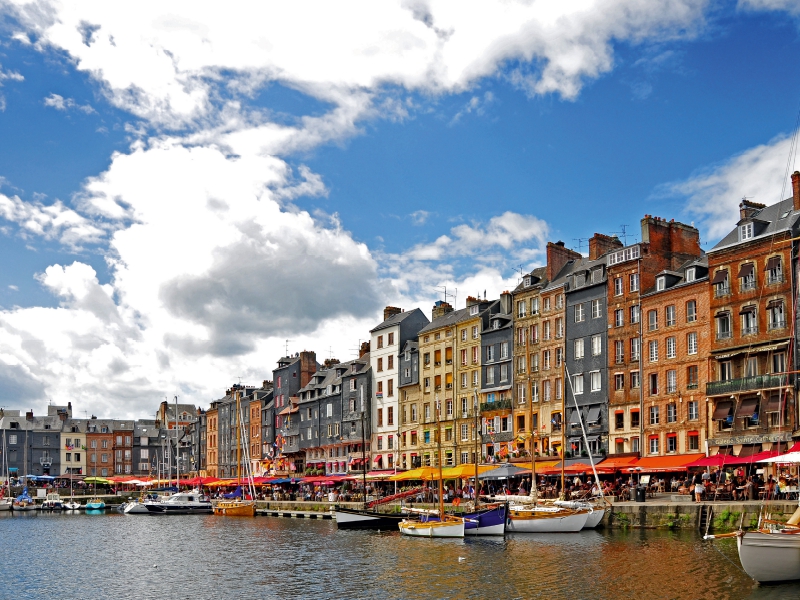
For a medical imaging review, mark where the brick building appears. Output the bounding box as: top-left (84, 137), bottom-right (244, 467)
top-left (607, 216), bottom-right (702, 456)
top-left (705, 186), bottom-right (800, 457)
top-left (641, 257), bottom-right (710, 457)
top-left (86, 418), bottom-right (115, 478)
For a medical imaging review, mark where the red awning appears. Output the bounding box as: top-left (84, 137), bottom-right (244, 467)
top-left (596, 456), bottom-right (639, 470)
top-left (635, 454), bottom-right (705, 472)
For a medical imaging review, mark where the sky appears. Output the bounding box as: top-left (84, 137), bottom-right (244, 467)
top-left (1, 0), bottom-right (800, 419)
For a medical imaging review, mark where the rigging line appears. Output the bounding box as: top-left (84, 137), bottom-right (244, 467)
top-left (562, 364), bottom-right (604, 498)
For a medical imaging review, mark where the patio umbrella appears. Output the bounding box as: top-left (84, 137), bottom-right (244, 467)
top-left (440, 464), bottom-right (496, 479)
top-left (759, 451), bottom-right (800, 464)
top-left (84, 477), bottom-right (111, 484)
top-left (479, 463), bottom-right (529, 480)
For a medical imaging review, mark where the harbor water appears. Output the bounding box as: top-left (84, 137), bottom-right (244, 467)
top-left (2, 511), bottom-right (800, 599)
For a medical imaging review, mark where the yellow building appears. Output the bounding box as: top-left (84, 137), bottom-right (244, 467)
top-left (398, 339), bottom-right (421, 470)
top-left (206, 404), bottom-right (219, 478)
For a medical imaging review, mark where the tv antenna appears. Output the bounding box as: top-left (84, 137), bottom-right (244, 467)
top-left (434, 285), bottom-right (457, 308)
top-left (350, 339), bottom-right (364, 358)
top-left (611, 225), bottom-right (630, 246)
top-left (573, 238), bottom-right (589, 254)
top-left (284, 339), bottom-right (292, 356)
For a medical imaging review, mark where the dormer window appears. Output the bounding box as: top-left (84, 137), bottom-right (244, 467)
top-left (524, 276), bottom-right (531, 287)
top-left (656, 276), bottom-right (666, 291)
top-left (574, 273), bottom-right (585, 288)
top-left (469, 305), bottom-right (479, 316)
top-left (492, 320), bottom-right (500, 330)
top-left (591, 268), bottom-right (603, 284)
top-left (740, 222), bottom-right (754, 241)
top-left (685, 268), bottom-right (696, 282)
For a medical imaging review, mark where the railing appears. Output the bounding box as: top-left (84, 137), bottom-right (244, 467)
top-left (742, 326), bottom-right (758, 336)
top-left (740, 280), bottom-right (755, 292)
top-left (480, 398), bottom-right (512, 412)
top-left (706, 373), bottom-right (791, 395)
top-left (769, 320), bottom-right (787, 330)
top-left (714, 285), bottom-right (731, 298)
top-left (446, 383), bottom-right (453, 390)
top-left (716, 330), bottom-right (732, 340)
top-left (446, 359), bottom-right (452, 365)
top-left (767, 273), bottom-right (784, 285)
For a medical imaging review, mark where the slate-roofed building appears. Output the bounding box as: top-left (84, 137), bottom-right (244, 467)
top-left (341, 351), bottom-right (372, 474)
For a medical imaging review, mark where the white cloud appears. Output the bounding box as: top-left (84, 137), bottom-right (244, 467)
top-left (410, 209), bottom-right (431, 225)
top-left (43, 92), bottom-right (96, 114)
top-left (450, 91), bottom-right (494, 125)
top-left (660, 134), bottom-right (795, 240)
top-left (8, 285), bottom-right (18, 291)
top-left (0, 0), bottom-right (719, 417)
top-left (738, 0), bottom-right (800, 15)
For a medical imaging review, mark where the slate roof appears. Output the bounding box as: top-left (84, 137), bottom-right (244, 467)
top-left (370, 307), bottom-right (425, 333)
top-left (711, 197), bottom-right (800, 252)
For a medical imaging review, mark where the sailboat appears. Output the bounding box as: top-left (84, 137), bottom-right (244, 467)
top-left (213, 388), bottom-right (256, 516)
top-left (0, 431), bottom-right (12, 512)
top-left (63, 475), bottom-right (81, 510)
top-left (399, 395), bottom-right (465, 538)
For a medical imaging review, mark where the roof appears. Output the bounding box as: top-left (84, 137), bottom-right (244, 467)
top-left (418, 301), bottom-right (496, 335)
top-left (642, 256), bottom-right (709, 298)
top-left (542, 258), bottom-right (580, 293)
top-left (710, 197), bottom-right (800, 253)
top-left (370, 307), bottom-right (425, 333)
top-left (512, 266), bottom-right (547, 293)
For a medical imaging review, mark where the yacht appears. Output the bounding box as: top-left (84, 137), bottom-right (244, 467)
top-left (145, 491), bottom-right (213, 515)
top-left (41, 493), bottom-right (64, 511)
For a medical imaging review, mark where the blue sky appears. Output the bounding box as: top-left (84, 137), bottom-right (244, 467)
top-left (1, 1), bottom-right (799, 417)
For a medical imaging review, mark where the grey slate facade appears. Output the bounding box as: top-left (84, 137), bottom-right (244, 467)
top-left (564, 256), bottom-right (610, 456)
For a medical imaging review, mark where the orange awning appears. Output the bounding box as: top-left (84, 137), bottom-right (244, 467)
top-left (596, 456), bottom-right (639, 470)
top-left (634, 454), bottom-right (705, 472)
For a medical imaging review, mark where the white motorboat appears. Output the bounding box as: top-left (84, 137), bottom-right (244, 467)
top-left (123, 498), bottom-right (154, 514)
top-left (506, 505), bottom-right (590, 533)
top-left (146, 491), bottom-right (213, 514)
top-left (41, 493), bottom-right (64, 510)
top-left (0, 498), bottom-right (11, 512)
top-left (63, 500), bottom-right (81, 510)
top-left (553, 500), bottom-right (606, 529)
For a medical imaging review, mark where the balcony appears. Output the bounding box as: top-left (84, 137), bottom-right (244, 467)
top-left (767, 273), bottom-right (784, 285)
top-left (446, 359), bottom-right (453, 365)
top-left (480, 398), bottom-right (512, 412)
top-left (40, 457), bottom-right (52, 466)
top-left (742, 326), bottom-right (758, 336)
top-left (714, 285), bottom-right (731, 298)
top-left (706, 373), bottom-right (792, 396)
top-left (769, 320), bottom-right (787, 331)
top-left (716, 330), bottom-right (732, 340)
top-left (446, 383), bottom-right (453, 390)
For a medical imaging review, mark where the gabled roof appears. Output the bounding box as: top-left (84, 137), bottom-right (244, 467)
top-left (711, 197), bottom-right (800, 252)
top-left (513, 266), bottom-right (547, 293)
top-left (370, 307), bottom-right (426, 333)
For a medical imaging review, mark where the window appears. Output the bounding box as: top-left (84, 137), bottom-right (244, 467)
top-left (590, 371), bottom-right (601, 392)
top-left (423, 377), bottom-right (430, 390)
top-left (615, 411), bottom-right (624, 430)
top-left (592, 268), bottom-right (603, 284)
top-left (648, 340), bottom-right (658, 362)
top-left (614, 309), bottom-right (624, 327)
top-left (388, 332), bottom-right (394, 345)
top-left (531, 382), bottom-right (539, 402)
top-left (591, 299), bottom-right (602, 319)
top-left (614, 277), bottom-right (623, 296)
top-left (666, 370), bottom-right (677, 393)
top-left (543, 321), bottom-right (551, 340)
top-left (614, 340), bottom-right (624, 364)
top-left (719, 361), bottom-right (733, 381)
top-left (767, 256), bottom-right (783, 284)
top-left (500, 364), bottom-right (509, 382)
top-left (739, 222), bottom-right (753, 241)
top-left (772, 352), bottom-right (786, 375)
top-left (461, 328), bottom-right (467, 341)
top-left (665, 305), bottom-right (676, 326)
top-left (377, 335), bottom-right (383, 349)
top-left (686, 300), bottom-right (697, 323)
top-left (544, 297), bottom-right (551, 311)
top-left (388, 355), bottom-right (394, 370)
top-left (574, 272), bottom-right (586, 288)
top-left (543, 350), bottom-right (551, 370)
top-left (388, 406), bottom-right (394, 425)
top-left (685, 267), bottom-right (696, 282)
top-left (666, 337), bottom-right (676, 359)
top-left (741, 306), bottom-right (757, 335)
top-left (517, 301), bottom-right (527, 318)
top-left (631, 371), bottom-right (640, 389)
top-left (472, 346), bottom-right (479, 364)
top-left (649, 405), bottom-right (659, 425)
top-left (591, 335), bottom-right (601, 356)
top-left (615, 373), bottom-right (625, 391)
top-left (572, 374), bottom-right (584, 395)
top-left (531, 297), bottom-right (539, 314)
top-left (768, 301), bottom-right (786, 330)
top-left (648, 310), bottom-right (658, 331)
top-left (685, 332), bottom-right (698, 355)
top-left (629, 273), bottom-right (639, 292)
top-left (377, 381), bottom-right (383, 395)
top-left (500, 342), bottom-right (509, 359)
top-left (556, 294), bottom-right (563, 308)
top-left (472, 326), bottom-right (479, 339)
top-left (486, 367), bottom-right (495, 385)
top-left (740, 263), bottom-right (755, 291)
top-left (715, 312), bottom-right (731, 340)
top-left (518, 384), bottom-right (527, 404)
top-left (688, 401), bottom-right (699, 421)
top-left (649, 373), bottom-right (659, 396)
top-left (472, 370), bottom-right (479, 385)
top-left (631, 337), bottom-right (640, 361)
top-left (530, 353), bottom-right (539, 372)
top-left (688, 432), bottom-right (699, 451)
top-left (461, 372), bottom-right (468, 388)
top-left (687, 365), bottom-right (699, 389)
top-left (630, 305), bottom-right (640, 324)
top-left (656, 276), bottom-right (666, 291)
top-left (574, 304), bottom-right (585, 322)
top-left (555, 378), bottom-right (562, 400)
top-left (631, 437), bottom-right (640, 452)
top-left (461, 424), bottom-right (469, 441)
top-left (713, 270), bottom-right (730, 297)
top-left (517, 328), bottom-right (526, 346)
top-left (649, 436), bottom-right (659, 455)
top-left (377, 409), bottom-right (383, 427)
top-left (667, 403), bottom-right (677, 423)
top-left (377, 436), bottom-right (383, 450)
top-left (607, 245), bottom-right (641, 265)
top-left (574, 338), bottom-right (584, 360)
top-left (543, 380), bottom-right (551, 401)
top-left (555, 347), bottom-right (563, 367)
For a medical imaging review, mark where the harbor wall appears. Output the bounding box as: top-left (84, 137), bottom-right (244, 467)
top-left (604, 501), bottom-right (799, 532)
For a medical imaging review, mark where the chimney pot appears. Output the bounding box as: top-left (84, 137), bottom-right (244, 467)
top-left (792, 171), bottom-right (800, 211)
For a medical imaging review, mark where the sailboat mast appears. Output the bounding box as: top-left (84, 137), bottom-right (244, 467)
top-left (436, 394), bottom-right (444, 517)
top-left (236, 390), bottom-right (241, 486)
top-left (361, 383), bottom-right (367, 510)
top-left (175, 395), bottom-right (179, 487)
top-left (560, 368), bottom-right (566, 499)
top-left (473, 388), bottom-right (479, 505)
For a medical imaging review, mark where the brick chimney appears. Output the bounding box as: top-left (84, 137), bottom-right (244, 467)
top-left (299, 350), bottom-right (317, 387)
top-left (739, 199), bottom-right (766, 220)
top-left (359, 341), bottom-right (370, 357)
top-left (323, 358), bottom-right (340, 369)
top-left (465, 296), bottom-right (481, 307)
top-left (383, 306), bottom-right (402, 321)
top-left (26, 410), bottom-right (33, 421)
top-left (793, 171), bottom-right (800, 211)
top-left (588, 233), bottom-right (623, 260)
top-left (432, 301), bottom-right (454, 320)
top-left (546, 241), bottom-right (581, 281)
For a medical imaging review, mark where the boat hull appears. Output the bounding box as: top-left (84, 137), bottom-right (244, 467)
top-left (399, 518), bottom-right (465, 538)
top-left (464, 504), bottom-right (507, 536)
top-left (85, 502), bottom-right (106, 510)
top-left (213, 501), bottom-right (256, 516)
top-left (334, 508), bottom-right (407, 530)
top-left (584, 508), bottom-right (605, 529)
top-left (146, 502), bottom-right (213, 515)
top-left (0, 499), bottom-right (12, 512)
top-left (63, 502), bottom-right (81, 510)
top-left (124, 502), bottom-right (152, 514)
top-left (507, 507), bottom-right (589, 533)
top-left (13, 502), bottom-right (37, 512)
top-left (737, 531), bottom-right (800, 583)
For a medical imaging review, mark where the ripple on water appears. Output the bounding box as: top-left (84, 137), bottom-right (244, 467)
top-left (1, 512), bottom-right (800, 600)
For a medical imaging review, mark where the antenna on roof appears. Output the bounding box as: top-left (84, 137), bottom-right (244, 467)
top-left (573, 238), bottom-right (589, 253)
top-left (284, 339), bottom-right (292, 356)
top-left (434, 286), bottom-right (457, 307)
top-left (611, 225), bottom-right (630, 246)
top-left (350, 339), bottom-right (363, 358)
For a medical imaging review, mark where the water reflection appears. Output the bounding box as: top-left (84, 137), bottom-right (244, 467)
top-left (0, 513), bottom-right (798, 599)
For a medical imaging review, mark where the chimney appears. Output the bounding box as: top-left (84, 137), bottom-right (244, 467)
top-left (26, 410), bottom-right (33, 421)
top-left (383, 306), bottom-right (402, 321)
top-left (588, 233), bottom-right (623, 260)
top-left (359, 341), bottom-right (370, 357)
top-left (465, 296), bottom-right (481, 308)
top-left (793, 171), bottom-right (800, 211)
top-left (739, 199), bottom-right (766, 221)
top-left (546, 241), bottom-right (581, 281)
top-left (299, 350), bottom-right (317, 387)
top-left (500, 291), bottom-right (512, 315)
top-left (431, 301), bottom-right (454, 320)
top-left (323, 358), bottom-right (340, 369)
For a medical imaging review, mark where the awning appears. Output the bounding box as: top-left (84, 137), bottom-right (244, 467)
top-left (711, 270), bottom-right (728, 284)
top-left (739, 305), bottom-right (756, 315)
top-left (735, 397), bottom-right (759, 418)
top-left (737, 263), bottom-right (754, 278)
top-left (481, 385), bottom-right (512, 394)
top-left (278, 404), bottom-right (298, 416)
top-left (596, 456), bottom-right (638, 470)
top-left (767, 299), bottom-right (784, 309)
top-left (569, 410), bottom-right (581, 425)
top-left (765, 393), bottom-right (782, 413)
top-left (765, 256), bottom-right (781, 271)
top-left (713, 401), bottom-right (732, 420)
top-left (635, 453), bottom-right (705, 472)
top-left (586, 407), bottom-right (601, 424)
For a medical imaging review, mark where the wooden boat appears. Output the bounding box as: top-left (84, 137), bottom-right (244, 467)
top-left (506, 504), bottom-right (590, 533)
top-left (213, 499), bottom-right (256, 517)
top-left (735, 529), bottom-right (800, 583)
top-left (553, 500), bottom-right (606, 529)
